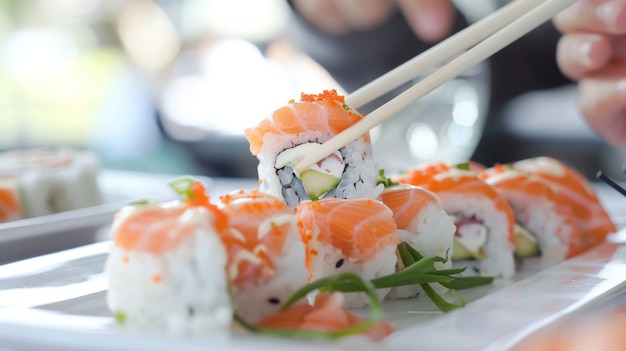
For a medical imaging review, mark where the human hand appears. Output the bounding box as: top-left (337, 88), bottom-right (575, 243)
top-left (290, 0), bottom-right (456, 43)
top-left (554, 0), bottom-right (626, 148)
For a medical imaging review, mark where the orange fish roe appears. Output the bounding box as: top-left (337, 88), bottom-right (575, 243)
top-left (244, 89), bottom-right (368, 156)
top-left (183, 180), bottom-right (229, 233)
top-left (152, 274), bottom-right (162, 283)
top-left (300, 89), bottom-right (346, 104)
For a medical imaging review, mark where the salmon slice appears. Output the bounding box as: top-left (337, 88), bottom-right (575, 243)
top-left (0, 183), bottom-right (21, 222)
top-left (113, 206), bottom-right (192, 254)
top-left (219, 189), bottom-right (308, 323)
top-left (113, 181), bottom-right (229, 254)
top-left (378, 185), bottom-right (443, 230)
top-left (219, 189), bottom-right (299, 284)
top-left (296, 198), bottom-right (400, 264)
top-left (480, 164), bottom-right (586, 260)
top-left (244, 89), bottom-right (368, 156)
top-left (220, 189), bottom-right (293, 251)
top-left (512, 157), bottom-right (617, 249)
top-left (257, 292), bottom-right (394, 342)
top-left (295, 198), bottom-right (399, 307)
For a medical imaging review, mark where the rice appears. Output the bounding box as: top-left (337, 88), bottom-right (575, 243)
top-left (229, 214), bottom-right (308, 324)
top-left (105, 206), bottom-right (232, 335)
top-left (256, 132), bottom-right (383, 208)
top-left (389, 202), bottom-right (456, 299)
top-left (309, 242), bottom-right (397, 309)
top-left (443, 193), bottom-right (516, 279)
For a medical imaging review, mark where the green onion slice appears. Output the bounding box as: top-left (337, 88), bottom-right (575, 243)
top-left (376, 169), bottom-right (398, 187)
top-left (168, 177), bottom-right (195, 201)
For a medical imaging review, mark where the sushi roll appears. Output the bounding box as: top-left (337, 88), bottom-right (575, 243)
top-left (219, 189), bottom-right (308, 323)
top-left (244, 89), bottom-right (383, 208)
top-left (295, 198), bottom-right (400, 308)
top-left (378, 184), bottom-right (456, 298)
top-left (393, 162), bottom-right (516, 279)
top-left (479, 164), bottom-right (585, 266)
top-left (0, 177), bottom-right (22, 222)
top-left (105, 181), bottom-right (232, 334)
top-left (511, 157), bottom-right (617, 249)
top-left (0, 147), bottom-right (102, 219)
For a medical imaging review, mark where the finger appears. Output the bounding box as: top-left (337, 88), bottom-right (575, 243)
top-left (611, 35), bottom-right (626, 56)
top-left (578, 59), bottom-right (626, 147)
top-left (556, 33), bottom-right (612, 79)
top-left (396, 0), bottom-right (456, 42)
top-left (334, 0), bottom-right (396, 31)
top-left (553, 0), bottom-right (626, 34)
top-left (291, 0), bottom-right (350, 36)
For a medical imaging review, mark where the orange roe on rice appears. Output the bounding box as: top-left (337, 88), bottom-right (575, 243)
top-left (300, 89), bottom-right (346, 104)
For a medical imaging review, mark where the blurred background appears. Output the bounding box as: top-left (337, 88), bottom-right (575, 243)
top-left (1, 0), bottom-right (625, 182)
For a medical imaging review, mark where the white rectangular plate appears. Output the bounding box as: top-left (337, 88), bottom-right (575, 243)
top-left (0, 171), bottom-right (212, 264)
top-left (0, 180), bottom-right (624, 351)
top-left (0, 231), bottom-right (625, 351)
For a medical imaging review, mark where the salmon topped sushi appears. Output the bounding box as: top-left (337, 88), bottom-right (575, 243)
top-left (511, 157), bottom-right (617, 249)
top-left (219, 189), bottom-right (308, 323)
top-left (480, 163), bottom-right (586, 266)
top-left (0, 147), bottom-right (102, 219)
top-left (295, 198), bottom-right (400, 308)
top-left (393, 162), bottom-right (516, 278)
top-left (105, 180), bottom-right (233, 335)
top-left (245, 89), bottom-right (382, 208)
top-left (0, 178), bottom-right (21, 222)
top-left (379, 184), bottom-right (456, 298)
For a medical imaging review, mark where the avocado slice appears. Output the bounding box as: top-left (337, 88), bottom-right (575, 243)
top-left (452, 239), bottom-right (486, 261)
top-left (514, 224), bottom-right (540, 258)
top-left (300, 169), bottom-right (341, 200)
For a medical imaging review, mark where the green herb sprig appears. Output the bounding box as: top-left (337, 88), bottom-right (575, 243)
top-left (236, 243), bottom-right (494, 339)
top-left (376, 169), bottom-right (398, 187)
top-left (235, 272), bottom-right (381, 340)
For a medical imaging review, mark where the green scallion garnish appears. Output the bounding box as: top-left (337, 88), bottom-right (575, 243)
top-left (235, 272), bottom-right (381, 340)
top-left (377, 169), bottom-right (398, 187)
top-left (455, 162), bottom-right (470, 171)
top-left (168, 177), bottom-right (196, 201)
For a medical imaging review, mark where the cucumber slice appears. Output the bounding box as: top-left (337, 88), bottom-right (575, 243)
top-left (300, 170), bottom-right (341, 200)
top-left (452, 240), bottom-right (486, 261)
top-left (514, 224), bottom-right (540, 258)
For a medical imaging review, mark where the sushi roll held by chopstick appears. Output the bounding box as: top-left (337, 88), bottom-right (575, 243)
top-left (245, 90), bottom-right (382, 208)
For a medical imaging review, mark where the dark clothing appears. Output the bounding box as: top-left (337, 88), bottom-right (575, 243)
top-left (286, 6), bottom-right (570, 113)
top-left (285, 6), bottom-right (574, 168)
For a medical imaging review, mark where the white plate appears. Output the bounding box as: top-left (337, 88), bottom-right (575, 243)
top-left (0, 170), bottom-right (212, 264)
top-left (0, 230), bottom-right (626, 351)
top-left (0, 181), bottom-right (624, 351)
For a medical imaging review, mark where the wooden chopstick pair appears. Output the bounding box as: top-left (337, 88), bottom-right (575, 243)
top-left (294, 0), bottom-right (577, 174)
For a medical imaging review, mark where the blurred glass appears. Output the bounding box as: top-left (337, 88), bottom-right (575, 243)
top-left (371, 61), bottom-right (491, 173)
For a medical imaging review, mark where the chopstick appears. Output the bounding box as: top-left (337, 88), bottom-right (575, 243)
top-left (345, 0), bottom-right (546, 109)
top-left (294, 0), bottom-right (577, 174)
